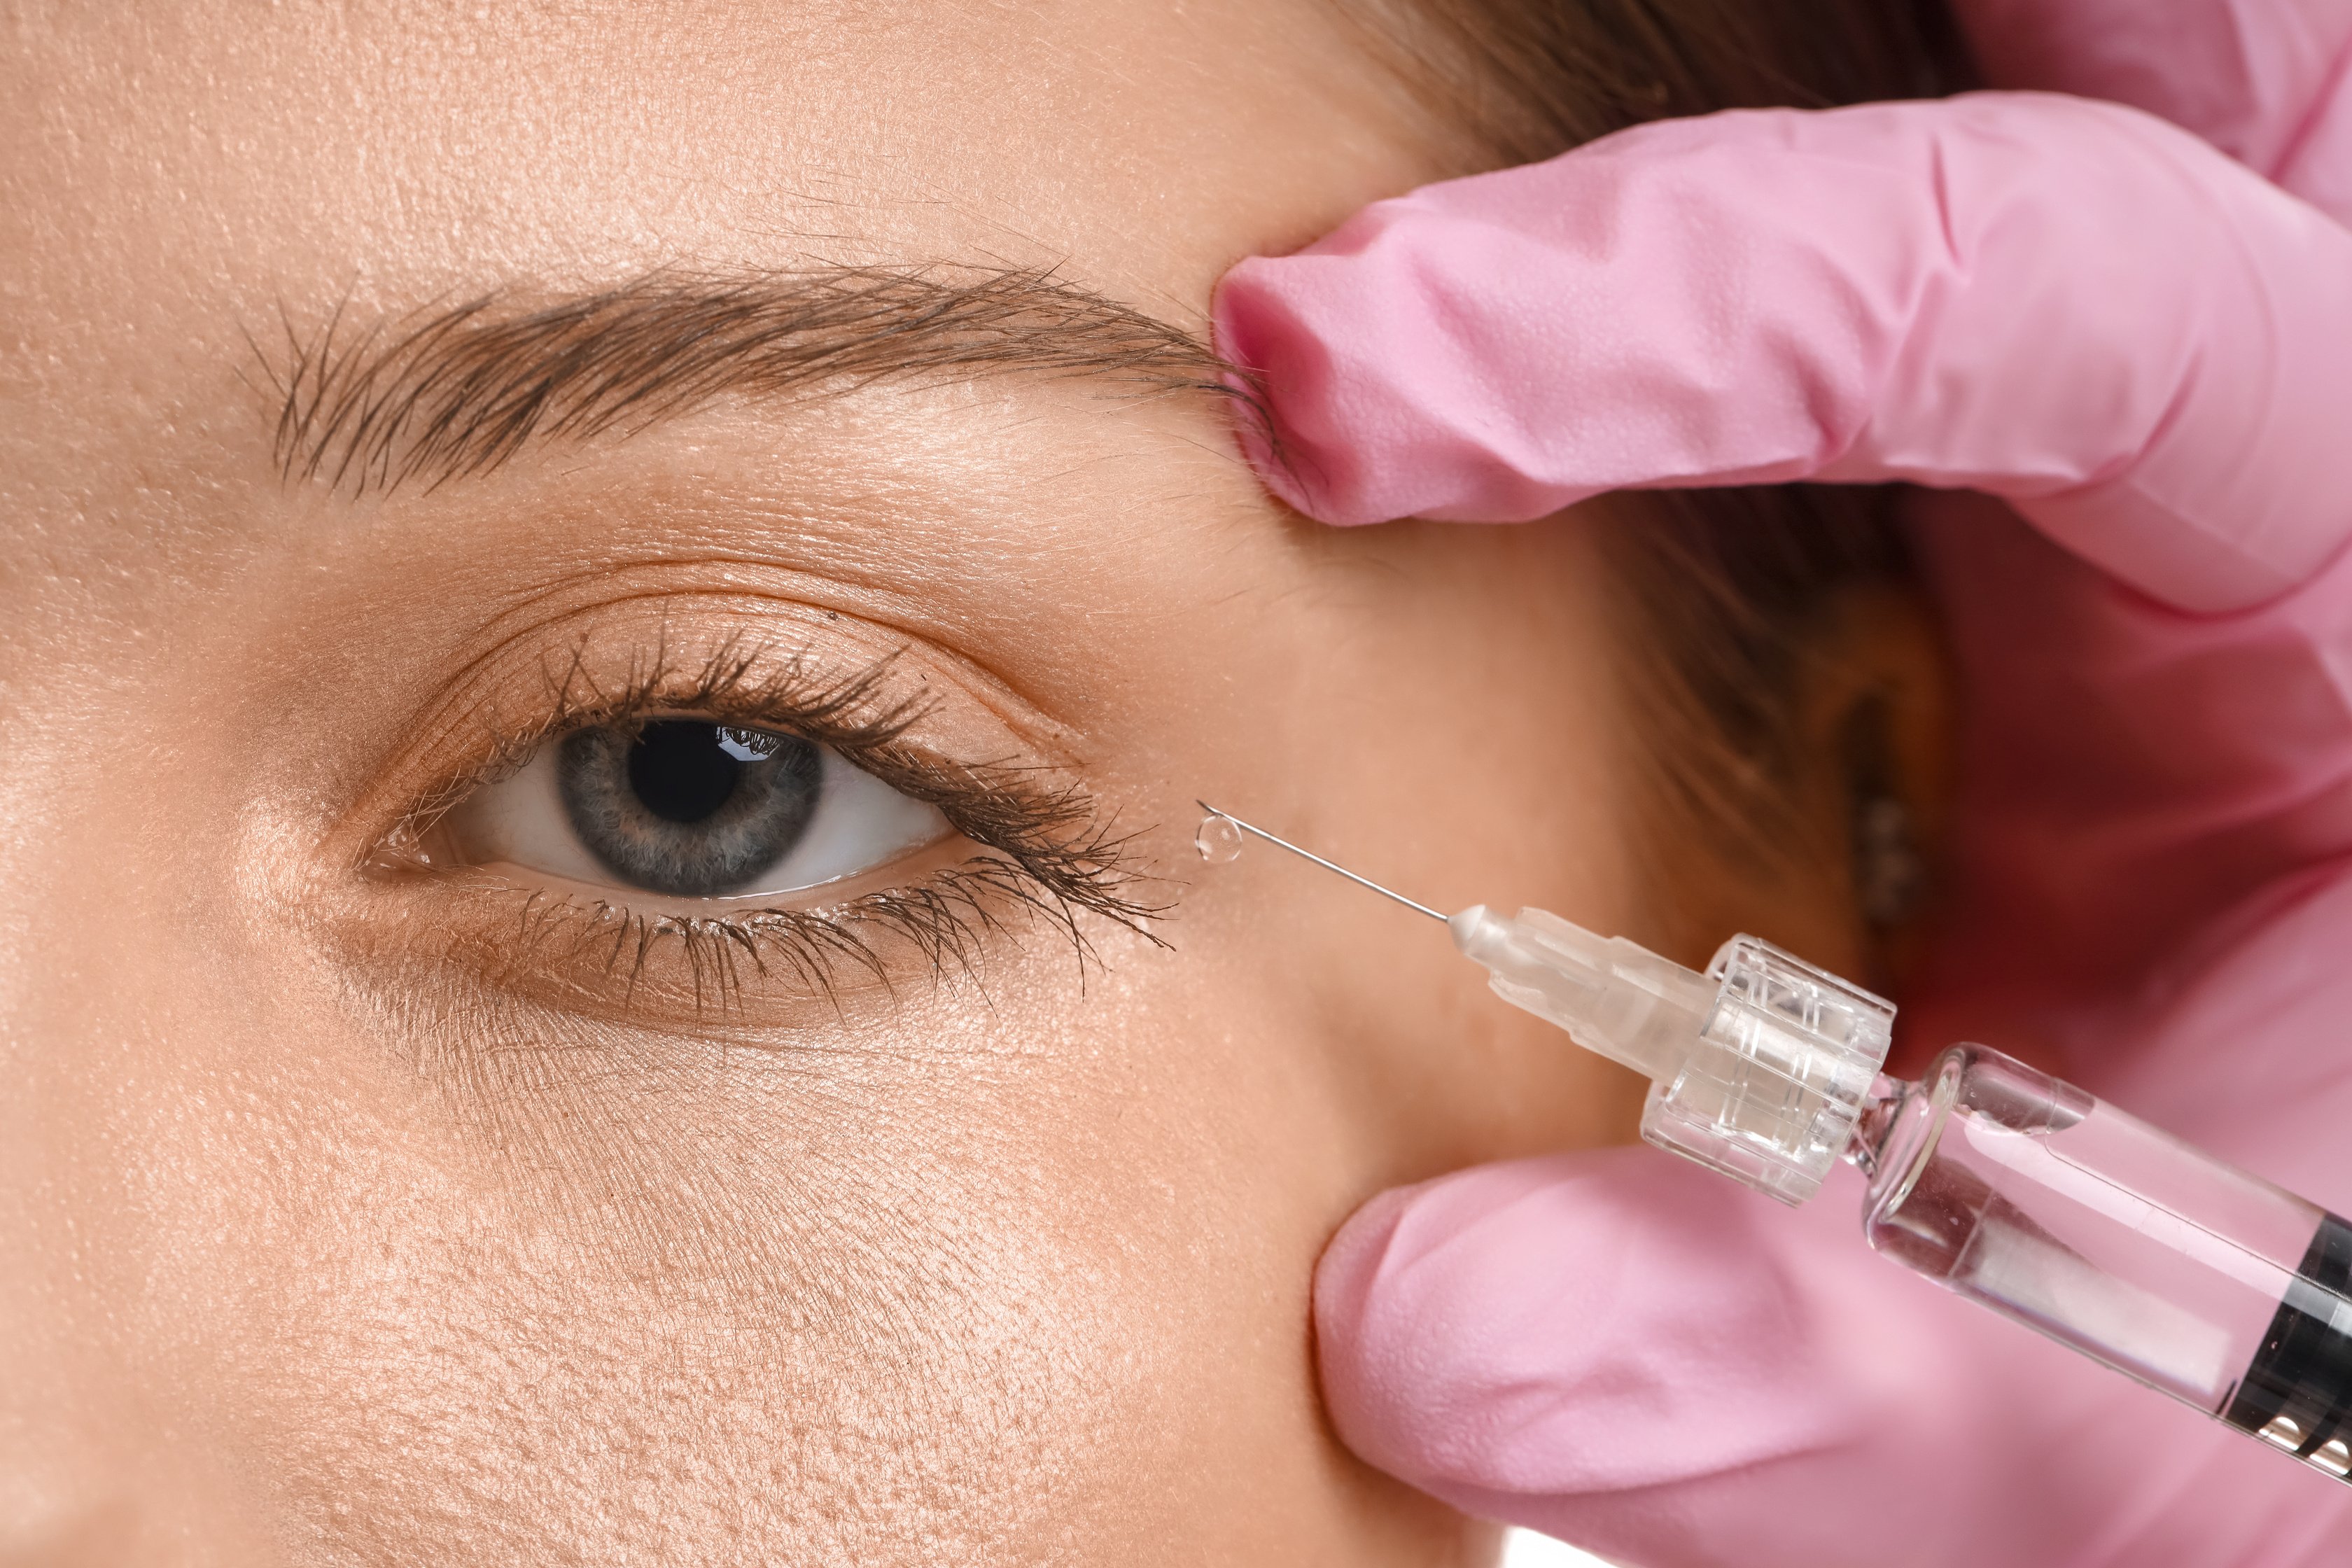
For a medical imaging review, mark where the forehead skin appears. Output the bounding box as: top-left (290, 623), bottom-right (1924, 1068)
top-left (0, 5), bottom-right (1648, 1564)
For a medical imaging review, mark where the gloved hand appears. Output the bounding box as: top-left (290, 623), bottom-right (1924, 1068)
top-left (1214, 6), bottom-right (2352, 1562)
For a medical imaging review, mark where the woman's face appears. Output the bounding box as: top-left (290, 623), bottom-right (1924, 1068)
top-left (2, 5), bottom-right (1681, 1561)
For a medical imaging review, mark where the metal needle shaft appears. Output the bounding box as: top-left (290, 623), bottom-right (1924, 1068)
top-left (1196, 802), bottom-right (1449, 923)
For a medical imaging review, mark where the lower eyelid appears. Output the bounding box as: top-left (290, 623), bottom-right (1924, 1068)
top-left (340, 857), bottom-right (975, 1028)
top-left (341, 780), bottom-right (1160, 1026)
top-left (351, 832), bottom-right (1112, 1028)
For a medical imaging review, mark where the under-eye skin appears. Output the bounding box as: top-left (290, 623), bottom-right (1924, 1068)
top-left (377, 638), bottom-right (1168, 1010)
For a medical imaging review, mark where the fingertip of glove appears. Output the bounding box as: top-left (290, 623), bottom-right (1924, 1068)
top-left (1311, 1155), bottom-right (1654, 1482)
top-left (1310, 1152), bottom-right (1891, 1501)
top-left (1210, 260), bottom-right (1351, 524)
top-left (1312, 1182), bottom-right (1415, 1345)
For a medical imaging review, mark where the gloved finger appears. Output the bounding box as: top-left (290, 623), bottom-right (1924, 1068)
top-left (1318, 1146), bottom-right (2334, 1567)
top-left (1214, 92), bottom-right (2352, 612)
top-left (1956, 0), bottom-right (2352, 222)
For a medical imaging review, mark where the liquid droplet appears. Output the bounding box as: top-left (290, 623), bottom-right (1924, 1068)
top-left (1194, 811), bottom-right (1245, 864)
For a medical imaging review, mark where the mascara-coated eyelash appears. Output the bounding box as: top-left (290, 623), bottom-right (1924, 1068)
top-left (380, 635), bottom-right (1166, 1009)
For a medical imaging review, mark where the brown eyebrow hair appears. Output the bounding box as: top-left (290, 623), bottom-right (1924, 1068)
top-left (257, 265), bottom-right (1247, 496)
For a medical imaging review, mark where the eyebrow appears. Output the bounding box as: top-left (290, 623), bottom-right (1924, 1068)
top-left (258, 265), bottom-right (1242, 496)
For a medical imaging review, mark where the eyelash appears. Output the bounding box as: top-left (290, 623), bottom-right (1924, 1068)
top-left (379, 635), bottom-right (1166, 1011)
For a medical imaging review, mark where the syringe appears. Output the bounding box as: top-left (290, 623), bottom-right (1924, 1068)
top-left (1198, 804), bottom-right (2352, 1483)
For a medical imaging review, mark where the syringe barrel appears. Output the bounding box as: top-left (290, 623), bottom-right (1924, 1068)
top-left (1861, 1044), bottom-right (2352, 1480)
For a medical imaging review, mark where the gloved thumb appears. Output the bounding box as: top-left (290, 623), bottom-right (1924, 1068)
top-left (1315, 1147), bottom-right (2098, 1566)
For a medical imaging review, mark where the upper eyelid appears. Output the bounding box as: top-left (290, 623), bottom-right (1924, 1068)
top-left (372, 626), bottom-right (1051, 845)
top-left (455, 570), bottom-right (1086, 762)
top-left (514, 643), bottom-right (941, 776)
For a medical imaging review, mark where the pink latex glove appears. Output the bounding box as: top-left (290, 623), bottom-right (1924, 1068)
top-left (1213, 14), bottom-right (2352, 1566)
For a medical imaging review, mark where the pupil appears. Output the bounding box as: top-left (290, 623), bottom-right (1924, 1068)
top-left (627, 721), bottom-right (744, 823)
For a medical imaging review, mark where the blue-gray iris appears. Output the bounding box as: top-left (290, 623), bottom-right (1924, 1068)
top-left (557, 720), bottom-right (822, 896)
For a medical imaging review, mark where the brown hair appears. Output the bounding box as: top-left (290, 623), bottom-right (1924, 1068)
top-left (1338, 0), bottom-right (1970, 164)
top-left (1336, 0), bottom-right (1975, 938)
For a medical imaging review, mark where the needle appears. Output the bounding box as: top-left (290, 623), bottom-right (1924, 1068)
top-left (1196, 802), bottom-right (1449, 923)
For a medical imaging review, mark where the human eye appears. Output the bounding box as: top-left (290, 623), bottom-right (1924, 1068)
top-left (439, 719), bottom-right (951, 900)
top-left (351, 621), bottom-right (1165, 1018)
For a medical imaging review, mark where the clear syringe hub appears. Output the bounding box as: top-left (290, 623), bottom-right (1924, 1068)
top-left (1449, 906), bottom-right (1893, 1205)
